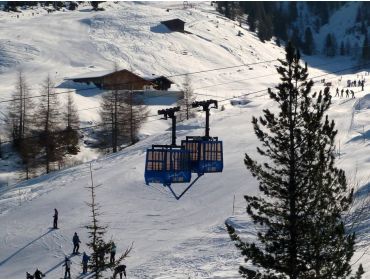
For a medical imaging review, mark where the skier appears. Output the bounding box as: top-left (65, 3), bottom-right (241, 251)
top-left (72, 232), bottom-right (81, 254)
top-left (335, 88), bottom-right (339, 97)
top-left (33, 269), bottom-right (45, 279)
top-left (347, 80), bottom-right (351, 87)
top-left (346, 89), bottom-right (349, 98)
top-left (53, 208), bottom-right (58, 229)
top-left (110, 242), bottom-right (117, 264)
top-left (82, 252), bottom-right (90, 274)
top-left (354, 80), bottom-right (357, 87)
top-left (351, 90), bottom-right (355, 99)
top-left (113, 264), bottom-right (127, 279)
top-left (341, 89), bottom-right (344, 98)
top-left (63, 256), bottom-right (71, 279)
top-left (362, 80), bottom-right (365, 91)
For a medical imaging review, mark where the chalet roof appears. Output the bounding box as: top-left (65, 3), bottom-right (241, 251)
top-left (64, 70), bottom-right (112, 80)
top-left (64, 69), bottom-right (144, 81)
top-left (143, 75), bottom-right (174, 83)
top-left (160, 18), bottom-right (186, 25)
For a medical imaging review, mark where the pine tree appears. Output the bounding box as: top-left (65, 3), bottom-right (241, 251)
top-left (177, 74), bottom-right (196, 122)
top-left (290, 28), bottom-right (302, 51)
top-left (362, 33), bottom-right (370, 62)
top-left (122, 90), bottom-right (148, 145)
top-left (324, 33), bottom-right (336, 57)
top-left (99, 88), bottom-right (127, 152)
top-left (7, 70), bottom-right (33, 146)
top-left (91, 1), bottom-right (100, 11)
top-left (36, 75), bottom-right (62, 174)
top-left (62, 93), bottom-right (80, 155)
top-left (340, 41), bottom-right (345, 56)
top-left (99, 63), bottom-right (128, 152)
top-left (303, 27), bottom-right (314, 55)
top-left (227, 42), bottom-right (358, 278)
top-left (85, 163), bottom-right (132, 279)
top-left (6, 71), bottom-right (38, 178)
top-left (247, 13), bottom-right (257, 32)
top-left (257, 14), bottom-right (273, 42)
top-left (355, 264), bottom-right (365, 279)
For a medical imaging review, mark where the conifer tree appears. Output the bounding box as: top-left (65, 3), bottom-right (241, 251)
top-left (6, 71), bottom-right (38, 178)
top-left (122, 90), bottom-right (148, 145)
top-left (85, 163), bottom-right (132, 279)
top-left (36, 75), bottom-right (62, 173)
top-left (7, 70), bottom-right (33, 146)
top-left (324, 33), bottom-right (337, 57)
top-left (227, 42), bottom-right (359, 278)
top-left (340, 41), bottom-right (345, 56)
top-left (303, 27), bottom-right (314, 55)
top-left (62, 93), bottom-right (80, 155)
top-left (99, 64), bottom-right (127, 152)
top-left (177, 74), bottom-right (196, 121)
top-left (361, 33), bottom-right (370, 62)
top-left (91, 1), bottom-right (101, 11)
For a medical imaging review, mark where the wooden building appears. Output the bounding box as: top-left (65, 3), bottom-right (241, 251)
top-left (160, 19), bottom-right (185, 32)
top-left (65, 69), bottom-right (153, 90)
top-left (145, 75), bottom-right (173, 91)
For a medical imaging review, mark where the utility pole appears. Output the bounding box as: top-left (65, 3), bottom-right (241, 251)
top-left (192, 99), bottom-right (218, 138)
top-left (158, 107), bottom-right (180, 146)
top-left (232, 194), bottom-right (235, 215)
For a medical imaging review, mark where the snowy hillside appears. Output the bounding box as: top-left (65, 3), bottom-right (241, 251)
top-left (1, 1), bottom-right (370, 279)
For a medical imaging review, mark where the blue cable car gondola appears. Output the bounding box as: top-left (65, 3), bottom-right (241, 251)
top-left (145, 145), bottom-right (191, 186)
top-left (181, 136), bottom-right (223, 174)
top-left (181, 100), bottom-right (224, 175)
top-left (144, 107), bottom-right (192, 187)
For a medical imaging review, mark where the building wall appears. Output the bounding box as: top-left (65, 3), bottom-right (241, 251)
top-left (102, 70), bottom-right (152, 90)
top-left (163, 20), bottom-right (185, 32)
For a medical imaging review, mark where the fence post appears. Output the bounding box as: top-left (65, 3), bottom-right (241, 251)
top-left (232, 194), bottom-right (235, 215)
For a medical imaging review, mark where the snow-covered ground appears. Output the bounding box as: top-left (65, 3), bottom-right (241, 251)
top-left (1, 1), bottom-right (370, 278)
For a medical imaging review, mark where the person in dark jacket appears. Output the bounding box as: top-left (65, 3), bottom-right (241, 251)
top-left (335, 88), bottom-right (339, 97)
top-left (53, 209), bottom-right (58, 229)
top-left (346, 89), bottom-right (349, 98)
top-left (82, 252), bottom-right (90, 274)
top-left (341, 88), bottom-right (344, 98)
top-left (110, 242), bottom-right (117, 264)
top-left (72, 232), bottom-right (81, 254)
top-left (351, 90), bottom-right (355, 99)
top-left (33, 269), bottom-right (45, 279)
top-left (113, 264), bottom-right (126, 279)
top-left (63, 256), bottom-right (71, 279)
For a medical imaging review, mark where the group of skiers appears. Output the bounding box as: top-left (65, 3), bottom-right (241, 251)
top-left (335, 88), bottom-right (356, 99)
top-left (26, 269), bottom-right (45, 279)
top-left (26, 209), bottom-right (126, 279)
top-left (347, 79), bottom-right (365, 90)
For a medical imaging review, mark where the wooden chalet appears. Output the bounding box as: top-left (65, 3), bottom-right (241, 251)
top-left (160, 19), bottom-right (185, 32)
top-left (65, 69), bottom-right (153, 90)
top-left (144, 75), bottom-right (173, 91)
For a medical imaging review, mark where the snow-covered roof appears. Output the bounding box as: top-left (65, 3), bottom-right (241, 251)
top-left (142, 75), bottom-right (173, 83)
top-left (64, 69), bottom-right (148, 81)
top-left (64, 70), bottom-right (113, 80)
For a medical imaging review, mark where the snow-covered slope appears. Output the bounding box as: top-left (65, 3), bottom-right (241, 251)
top-left (1, 2), bottom-right (370, 279)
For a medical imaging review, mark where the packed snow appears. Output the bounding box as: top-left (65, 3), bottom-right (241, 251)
top-left (1, 1), bottom-right (370, 278)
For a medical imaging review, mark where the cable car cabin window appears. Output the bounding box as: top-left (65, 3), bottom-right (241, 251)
top-left (146, 150), bottom-right (164, 171)
top-left (145, 147), bottom-right (192, 186)
top-left (181, 138), bottom-right (223, 174)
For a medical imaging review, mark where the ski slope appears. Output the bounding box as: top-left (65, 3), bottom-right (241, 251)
top-left (1, 2), bottom-right (370, 278)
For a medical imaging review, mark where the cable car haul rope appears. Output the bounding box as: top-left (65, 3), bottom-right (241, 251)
top-left (144, 100), bottom-right (224, 200)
